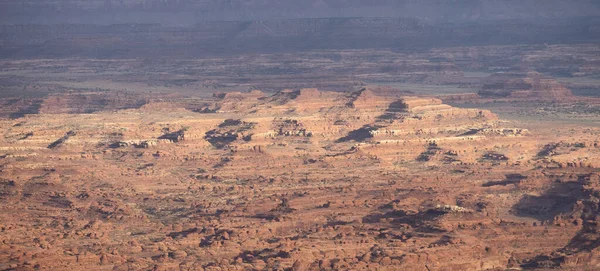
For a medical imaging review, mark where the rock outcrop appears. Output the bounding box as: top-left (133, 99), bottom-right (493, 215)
top-left (479, 72), bottom-right (574, 100)
top-left (1, 88), bottom-right (600, 271)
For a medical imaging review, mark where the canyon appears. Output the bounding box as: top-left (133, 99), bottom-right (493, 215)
top-left (1, 86), bottom-right (600, 270)
top-left (2, 3), bottom-right (600, 269)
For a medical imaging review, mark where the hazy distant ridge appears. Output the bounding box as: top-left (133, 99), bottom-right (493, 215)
top-left (1, 0), bottom-right (600, 25)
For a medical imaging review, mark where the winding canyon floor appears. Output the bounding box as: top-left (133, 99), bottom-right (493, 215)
top-left (1, 88), bottom-right (600, 270)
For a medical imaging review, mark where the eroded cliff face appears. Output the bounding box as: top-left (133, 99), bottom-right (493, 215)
top-left (519, 173), bottom-right (600, 269)
top-left (1, 89), bottom-right (600, 270)
top-left (0, 98), bottom-right (43, 119)
top-left (0, 92), bottom-right (147, 118)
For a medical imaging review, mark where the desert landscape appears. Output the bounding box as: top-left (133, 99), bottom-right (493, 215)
top-left (2, 1), bottom-right (600, 270)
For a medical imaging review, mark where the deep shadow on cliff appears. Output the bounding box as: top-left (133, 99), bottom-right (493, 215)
top-left (512, 179), bottom-right (585, 222)
top-left (517, 173), bottom-right (600, 269)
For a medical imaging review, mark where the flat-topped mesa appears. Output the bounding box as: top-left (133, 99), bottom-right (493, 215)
top-left (376, 97), bottom-right (443, 120)
top-left (212, 90), bottom-right (266, 112)
top-left (389, 97), bottom-right (492, 120)
top-left (269, 88), bottom-right (323, 102)
top-left (261, 88), bottom-right (343, 113)
top-left (479, 71), bottom-right (574, 100)
top-left (289, 88), bottom-right (322, 101)
top-left (408, 106), bottom-right (498, 124)
top-left (39, 92), bottom-right (146, 114)
top-left (346, 88), bottom-right (390, 110)
top-left (402, 97), bottom-right (446, 112)
top-left (366, 96), bottom-right (500, 140)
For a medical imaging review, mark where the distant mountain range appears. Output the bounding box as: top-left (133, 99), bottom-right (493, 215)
top-left (2, 16), bottom-right (599, 58)
top-left (1, 0), bottom-right (600, 25)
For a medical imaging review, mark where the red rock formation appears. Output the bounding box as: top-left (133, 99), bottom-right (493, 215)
top-left (2, 88), bottom-right (600, 271)
top-left (0, 98), bottom-right (42, 118)
top-left (479, 72), bottom-right (574, 100)
top-left (346, 88), bottom-right (390, 110)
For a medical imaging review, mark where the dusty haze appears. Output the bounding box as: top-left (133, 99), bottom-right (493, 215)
top-left (2, 1), bottom-right (600, 271)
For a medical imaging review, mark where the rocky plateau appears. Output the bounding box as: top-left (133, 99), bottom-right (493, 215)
top-left (1, 87), bottom-right (600, 270)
